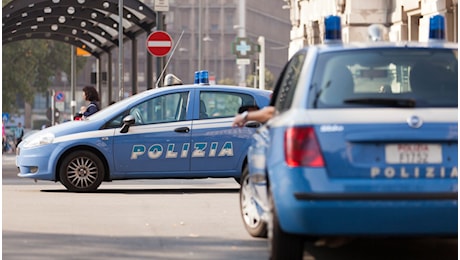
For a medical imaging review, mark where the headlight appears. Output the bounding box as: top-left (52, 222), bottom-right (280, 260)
top-left (22, 133), bottom-right (55, 148)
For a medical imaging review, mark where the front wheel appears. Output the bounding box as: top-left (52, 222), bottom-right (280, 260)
top-left (268, 191), bottom-right (304, 260)
top-left (59, 150), bottom-right (105, 192)
top-left (240, 165), bottom-right (267, 237)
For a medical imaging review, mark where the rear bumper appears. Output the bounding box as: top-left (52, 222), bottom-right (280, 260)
top-left (269, 167), bottom-right (458, 236)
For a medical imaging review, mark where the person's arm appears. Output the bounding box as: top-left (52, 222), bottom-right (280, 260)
top-left (232, 106), bottom-right (275, 127)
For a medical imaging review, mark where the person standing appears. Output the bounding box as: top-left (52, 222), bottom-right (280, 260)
top-left (2, 121), bottom-right (6, 152)
top-left (82, 86), bottom-right (100, 118)
top-left (14, 122), bottom-right (24, 148)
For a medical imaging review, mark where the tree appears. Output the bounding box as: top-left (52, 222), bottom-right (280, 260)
top-left (218, 78), bottom-right (238, 86)
top-left (245, 67), bottom-right (276, 90)
top-left (2, 40), bottom-right (84, 113)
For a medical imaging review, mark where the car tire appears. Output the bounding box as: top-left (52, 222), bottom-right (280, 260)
top-left (59, 150), bottom-right (105, 192)
top-left (268, 191), bottom-right (304, 260)
top-left (240, 165), bottom-right (267, 238)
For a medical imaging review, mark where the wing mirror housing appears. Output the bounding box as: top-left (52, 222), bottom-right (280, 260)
top-left (120, 115), bottom-right (135, 133)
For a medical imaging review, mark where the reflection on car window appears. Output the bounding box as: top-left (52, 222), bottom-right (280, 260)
top-left (310, 48), bottom-right (458, 108)
top-left (129, 92), bottom-right (189, 125)
top-left (102, 92), bottom-right (189, 128)
top-left (200, 91), bottom-right (256, 119)
top-left (274, 51), bottom-right (306, 112)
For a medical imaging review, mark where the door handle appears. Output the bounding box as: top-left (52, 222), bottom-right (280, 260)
top-left (174, 127), bottom-right (190, 133)
top-left (245, 122), bottom-right (261, 128)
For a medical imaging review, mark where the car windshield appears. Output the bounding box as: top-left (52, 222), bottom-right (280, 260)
top-left (310, 48), bottom-right (458, 108)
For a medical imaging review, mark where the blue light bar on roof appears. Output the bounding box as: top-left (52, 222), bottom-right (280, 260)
top-left (199, 70), bottom-right (209, 84)
top-left (429, 15), bottom-right (445, 40)
top-left (324, 15), bottom-right (342, 42)
top-left (194, 71), bottom-right (200, 84)
top-left (194, 70), bottom-right (209, 85)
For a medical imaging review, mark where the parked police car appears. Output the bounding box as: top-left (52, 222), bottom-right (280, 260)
top-left (239, 15), bottom-right (458, 260)
top-left (16, 72), bottom-right (271, 192)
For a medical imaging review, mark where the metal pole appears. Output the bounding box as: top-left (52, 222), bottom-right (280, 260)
top-left (51, 90), bottom-right (55, 126)
top-left (70, 45), bottom-right (76, 120)
top-left (198, 0), bottom-right (203, 70)
top-left (156, 11), bottom-right (165, 87)
top-left (118, 0), bottom-right (124, 100)
top-left (238, 0), bottom-right (246, 86)
top-left (258, 36), bottom-right (265, 90)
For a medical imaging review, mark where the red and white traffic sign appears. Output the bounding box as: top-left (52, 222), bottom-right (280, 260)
top-left (146, 31), bottom-right (173, 57)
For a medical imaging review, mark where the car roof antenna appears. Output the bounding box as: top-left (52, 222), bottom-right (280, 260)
top-left (155, 30), bottom-right (185, 88)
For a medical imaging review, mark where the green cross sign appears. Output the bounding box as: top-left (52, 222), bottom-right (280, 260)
top-left (236, 40), bottom-right (251, 56)
top-left (231, 37), bottom-right (259, 58)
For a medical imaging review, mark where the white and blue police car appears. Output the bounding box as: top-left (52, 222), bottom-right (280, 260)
top-left (16, 72), bottom-right (271, 192)
top-left (239, 15), bottom-right (458, 260)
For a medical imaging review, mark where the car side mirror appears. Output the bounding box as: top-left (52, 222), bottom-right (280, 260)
top-left (120, 115), bottom-right (135, 133)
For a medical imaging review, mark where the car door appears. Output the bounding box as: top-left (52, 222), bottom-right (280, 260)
top-left (190, 90), bottom-right (258, 176)
top-left (112, 91), bottom-right (192, 176)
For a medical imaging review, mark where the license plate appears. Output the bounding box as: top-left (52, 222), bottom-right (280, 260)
top-left (385, 144), bottom-right (442, 164)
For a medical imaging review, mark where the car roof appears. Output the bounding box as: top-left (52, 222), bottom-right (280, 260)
top-left (300, 40), bottom-right (458, 54)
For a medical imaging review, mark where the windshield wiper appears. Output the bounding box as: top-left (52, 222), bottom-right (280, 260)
top-left (343, 98), bottom-right (416, 107)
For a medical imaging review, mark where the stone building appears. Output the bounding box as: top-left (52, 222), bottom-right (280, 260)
top-left (282, 0), bottom-right (458, 57)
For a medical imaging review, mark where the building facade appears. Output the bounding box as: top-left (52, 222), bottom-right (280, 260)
top-left (283, 0), bottom-right (458, 57)
top-left (27, 0), bottom-right (291, 128)
top-left (77, 0), bottom-right (291, 95)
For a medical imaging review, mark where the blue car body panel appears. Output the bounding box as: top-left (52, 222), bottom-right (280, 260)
top-left (17, 85), bottom-right (271, 183)
top-left (246, 43), bottom-right (458, 237)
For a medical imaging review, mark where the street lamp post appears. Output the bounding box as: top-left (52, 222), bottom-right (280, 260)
top-left (203, 35), bottom-right (213, 70)
top-left (237, 0), bottom-right (246, 86)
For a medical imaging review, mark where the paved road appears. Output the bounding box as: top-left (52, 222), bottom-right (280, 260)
top-left (3, 153), bottom-right (458, 260)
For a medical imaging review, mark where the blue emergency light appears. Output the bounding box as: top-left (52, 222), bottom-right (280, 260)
top-left (194, 70), bottom-right (209, 85)
top-left (324, 15), bottom-right (342, 42)
top-left (194, 71), bottom-right (200, 84)
top-left (429, 15), bottom-right (445, 40)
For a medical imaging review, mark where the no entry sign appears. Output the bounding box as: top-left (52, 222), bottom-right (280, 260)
top-left (146, 31), bottom-right (173, 57)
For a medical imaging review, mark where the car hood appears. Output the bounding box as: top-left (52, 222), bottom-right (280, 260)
top-left (24, 119), bottom-right (104, 141)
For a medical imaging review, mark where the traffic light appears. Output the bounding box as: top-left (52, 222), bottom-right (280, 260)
top-left (252, 60), bottom-right (258, 74)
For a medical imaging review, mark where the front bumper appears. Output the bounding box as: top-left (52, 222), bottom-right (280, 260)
top-left (16, 144), bottom-right (59, 181)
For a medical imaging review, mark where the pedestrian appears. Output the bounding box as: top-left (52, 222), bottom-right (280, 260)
top-left (14, 122), bottom-right (24, 148)
top-left (2, 122), bottom-right (6, 152)
top-left (82, 86), bottom-right (100, 118)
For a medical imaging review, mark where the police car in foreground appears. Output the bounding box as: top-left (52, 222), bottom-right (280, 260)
top-left (239, 15), bottom-right (457, 260)
top-left (16, 72), bottom-right (271, 192)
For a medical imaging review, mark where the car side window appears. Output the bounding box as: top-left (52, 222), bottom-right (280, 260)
top-left (129, 92), bottom-right (189, 125)
top-left (200, 91), bottom-right (256, 119)
top-left (273, 51), bottom-right (306, 112)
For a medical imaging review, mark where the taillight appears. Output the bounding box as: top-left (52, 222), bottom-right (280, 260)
top-left (284, 127), bottom-right (325, 167)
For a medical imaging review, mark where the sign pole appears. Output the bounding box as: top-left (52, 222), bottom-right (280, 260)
top-left (70, 45), bottom-right (76, 120)
top-left (258, 36), bottom-right (265, 90)
top-left (118, 0), bottom-right (124, 100)
top-left (156, 11), bottom-right (165, 87)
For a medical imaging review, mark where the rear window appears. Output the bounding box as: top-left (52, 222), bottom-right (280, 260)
top-left (309, 48), bottom-right (458, 108)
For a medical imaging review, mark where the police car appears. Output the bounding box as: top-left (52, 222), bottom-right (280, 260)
top-left (239, 15), bottom-right (458, 259)
top-left (16, 72), bottom-right (271, 192)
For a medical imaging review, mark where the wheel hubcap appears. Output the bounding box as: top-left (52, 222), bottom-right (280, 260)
top-left (66, 157), bottom-right (98, 189)
top-left (241, 176), bottom-right (261, 228)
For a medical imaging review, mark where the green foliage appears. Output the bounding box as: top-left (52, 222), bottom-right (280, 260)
top-left (246, 67), bottom-right (276, 90)
top-left (2, 40), bottom-right (80, 113)
top-left (218, 78), bottom-right (238, 86)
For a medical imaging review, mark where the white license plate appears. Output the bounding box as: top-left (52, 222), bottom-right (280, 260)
top-left (385, 144), bottom-right (442, 164)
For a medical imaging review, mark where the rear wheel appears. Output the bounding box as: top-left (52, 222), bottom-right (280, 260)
top-left (240, 165), bottom-right (267, 237)
top-left (268, 191), bottom-right (304, 260)
top-left (59, 150), bottom-right (104, 192)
